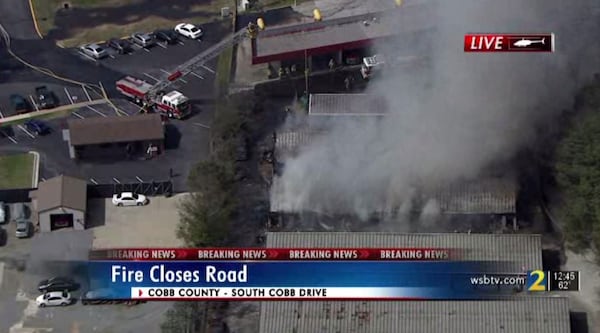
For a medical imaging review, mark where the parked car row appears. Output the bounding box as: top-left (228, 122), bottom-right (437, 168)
top-left (35, 276), bottom-right (145, 307)
top-left (0, 203), bottom-right (33, 247)
top-left (5, 85), bottom-right (58, 114)
top-left (80, 22), bottom-right (204, 60)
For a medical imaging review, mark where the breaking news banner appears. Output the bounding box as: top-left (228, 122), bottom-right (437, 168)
top-left (88, 248), bottom-right (459, 261)
top-left (464, 33), bottom-right (554, 53)
top-left (79, 260), bottom-right (546, 301)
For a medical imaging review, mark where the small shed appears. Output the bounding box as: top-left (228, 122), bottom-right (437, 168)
top-left (29, 175), bottom-right (87, 232)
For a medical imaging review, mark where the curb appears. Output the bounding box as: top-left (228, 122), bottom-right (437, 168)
top-left (28, 151), bottom-right (40, 188)
top-left (27, 0), bottom-right (44, 39)
top-left (29, 151), bottom-right (40, 187)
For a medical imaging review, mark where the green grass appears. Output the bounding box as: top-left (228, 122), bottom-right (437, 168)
top-left (31, 0), bottom-right (233, 45)
top-left (215, 46), bottom-right (234, 97)
top-left (0, 154), bottom-right (35, 189)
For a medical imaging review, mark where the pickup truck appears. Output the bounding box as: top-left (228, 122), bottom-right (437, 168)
top-left (35, 86), bottom-right (57, 109)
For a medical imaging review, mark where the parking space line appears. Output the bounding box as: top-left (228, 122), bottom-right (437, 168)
top-left (87, 105), bottom-right (107, 117)
top-left (113, 178), bottom-right (121, 184)
top-left (178, 41), bottom-right (185, 46)
top-left (90, 178), bottom-right (98, 185)
top-left (194, 122), bottom-right (211, 129)
top-left (143, 47), bottom-right (151, 53)
top-left (29, 95), bottom-right (39, 111)
top-left (136, 176), bottom-right (144, 182)
top-left (17, 124), bottom-right (36, 138)
top-left (78, 51), bottom-right (98, 62)
top-left (143, 73), bottom-right (159, 82)
top-left (180, 77), bottom-right (187, 84)
top-left (7, 136), bottom-right (17, 144)
top-left (72, 111), bottom-right (84, 119)
top-left (82, 85), bottom-right (92, 102)
top-left (160, 69), bottom-right (171, 75)
top-left (157, 42), bottom-right (167, 49)
top-left (109, 54), bottom-right (116, 59)
top-left (190, 72), bottom-right (204, 80)
top-left (64, 87), bottom-right (75, 104)
top-left (201, 65), bottom-right (215, 74)
top-left (0, 107), bottom-right (3, 118)
top-left (0, 263), bottom-right (3, 288)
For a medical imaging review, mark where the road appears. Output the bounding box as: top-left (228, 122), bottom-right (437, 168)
top-left (0, 0), bottom-right (39, 40)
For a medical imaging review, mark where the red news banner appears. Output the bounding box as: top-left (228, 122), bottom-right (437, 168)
top-left (89, 248), bottom-right (459, 261)
top-left (464, 33), bottom-right (554, 52)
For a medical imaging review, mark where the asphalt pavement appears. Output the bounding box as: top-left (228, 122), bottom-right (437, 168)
top-left (0, 0), bottom-right (40, 40)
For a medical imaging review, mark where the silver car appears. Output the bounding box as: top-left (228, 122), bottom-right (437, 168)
top-left (81, 43), bottom-right (108, 59)
top-left (15, 219), bottom-right (31, 238)
top-left (131, 32), bottom-right (155, 47)
top-left (0, 202), bottom-right (5, 224)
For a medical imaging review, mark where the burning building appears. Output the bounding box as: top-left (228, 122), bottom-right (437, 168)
top-left (257, 232), bottom-right (570, 333)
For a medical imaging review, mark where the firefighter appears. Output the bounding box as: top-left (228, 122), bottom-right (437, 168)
top-left (328, 58), bottom-right (336, 71)
top-left (247, 22), bottom-right (257, 38)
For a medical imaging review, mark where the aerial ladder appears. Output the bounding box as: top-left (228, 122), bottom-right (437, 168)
top-left (145, 3), bottom-right (401, 100)
top-left (146, 22), bottom-right (260, 100)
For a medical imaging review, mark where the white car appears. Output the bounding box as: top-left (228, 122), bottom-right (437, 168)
top-left (175, 23), bottom-right (203, 39)
top-left (112, 192), bottom-right (148, 207)
top-left (36, 291), bottom-right (71, 307)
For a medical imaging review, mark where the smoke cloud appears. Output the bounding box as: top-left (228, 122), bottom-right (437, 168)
top-left (271, 0), bottom-right (600, 218)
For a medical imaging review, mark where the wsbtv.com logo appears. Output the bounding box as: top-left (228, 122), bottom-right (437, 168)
top-left (464, 34), bottom-right (555, 53)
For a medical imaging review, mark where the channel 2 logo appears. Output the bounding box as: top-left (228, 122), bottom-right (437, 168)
top-left (464, 34), bottom-right (555, 53)
top-left (526, 270), bottom-right (548, 292)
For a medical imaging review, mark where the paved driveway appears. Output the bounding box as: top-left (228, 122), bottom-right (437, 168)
top-left (90, 194), bottom-right (187, 249)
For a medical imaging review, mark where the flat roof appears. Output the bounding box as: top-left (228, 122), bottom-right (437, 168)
top-left (253, 4), bottom-right (436, 63)
top-left (30, 175), bottom-right (87, 213)
top-left (259, 298), bottom-right (571, 333)
top-left (67, 114), bottom-right (164, 146)
top-left (265, 232), bottom-right (542, 268)
top-left (309, 94), bottom-right (387, 116)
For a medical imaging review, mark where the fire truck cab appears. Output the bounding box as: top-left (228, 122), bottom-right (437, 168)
top-left (157, 91), bottom-right (190, 119)
top-left (361, 54), bottom-right (385, 79)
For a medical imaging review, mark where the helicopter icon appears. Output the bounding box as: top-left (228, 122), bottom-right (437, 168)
top-left (513, 37), bottom-right (545, 47)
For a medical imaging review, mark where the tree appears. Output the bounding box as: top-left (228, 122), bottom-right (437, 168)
top-left (161, 302), bottom-right (206, 333)
top-left (554, 80), bottom-right (600, 255)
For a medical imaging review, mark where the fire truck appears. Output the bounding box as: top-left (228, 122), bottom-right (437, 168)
top-left (115, 76), bottom-right (191, 119)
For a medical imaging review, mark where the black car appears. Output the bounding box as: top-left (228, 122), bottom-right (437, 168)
top-left (34, 86), bottom-right (57, 109)
top-left (24, 119), bottom-right (50, 135)
top-left (38, 277), bottom-right (79, 292)
top-left (107, 38), bottom-right (133, 54)
top-left (154, 30), bottom-right (179, 44)
top-left (9, 94), bottom-right (32, 114)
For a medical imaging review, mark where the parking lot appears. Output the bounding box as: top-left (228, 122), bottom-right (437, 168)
top-left (0, 23), bottom-right (226, 191)
top-left (89, 195), bottom-right (186, 248)
top-left (0, 197), bottom-right (178, 333)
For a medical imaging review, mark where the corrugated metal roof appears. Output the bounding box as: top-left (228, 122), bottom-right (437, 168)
top-left (256, 4), bottom-right (435, 58)
top-left (309, 94), bottom-right (387, 116)
top-left (434, 178), bottom-right (517, 214)
top-left (259, 232), bottom-right (566, 333)
top-left (266, 232), bottom-right (542, 268)
top-left (259, 298), bottom-right (571, 333)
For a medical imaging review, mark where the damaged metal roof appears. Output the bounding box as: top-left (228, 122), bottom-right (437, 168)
top-left (266, 232), bottom-right (542, 267)
top-left (259, 232), bottom-right (566, 333)
top-left (309, 94), bottom-right (388, 116)
top-left (274, 128), bottom-right (320, 158)
top-left (258, 298), bottom-right (571, 333)
top-left (433, 178), bottom-right (517, 214)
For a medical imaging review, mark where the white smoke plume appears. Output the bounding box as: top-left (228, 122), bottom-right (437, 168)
top-left (270, 0), bottom-right (600, 218)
